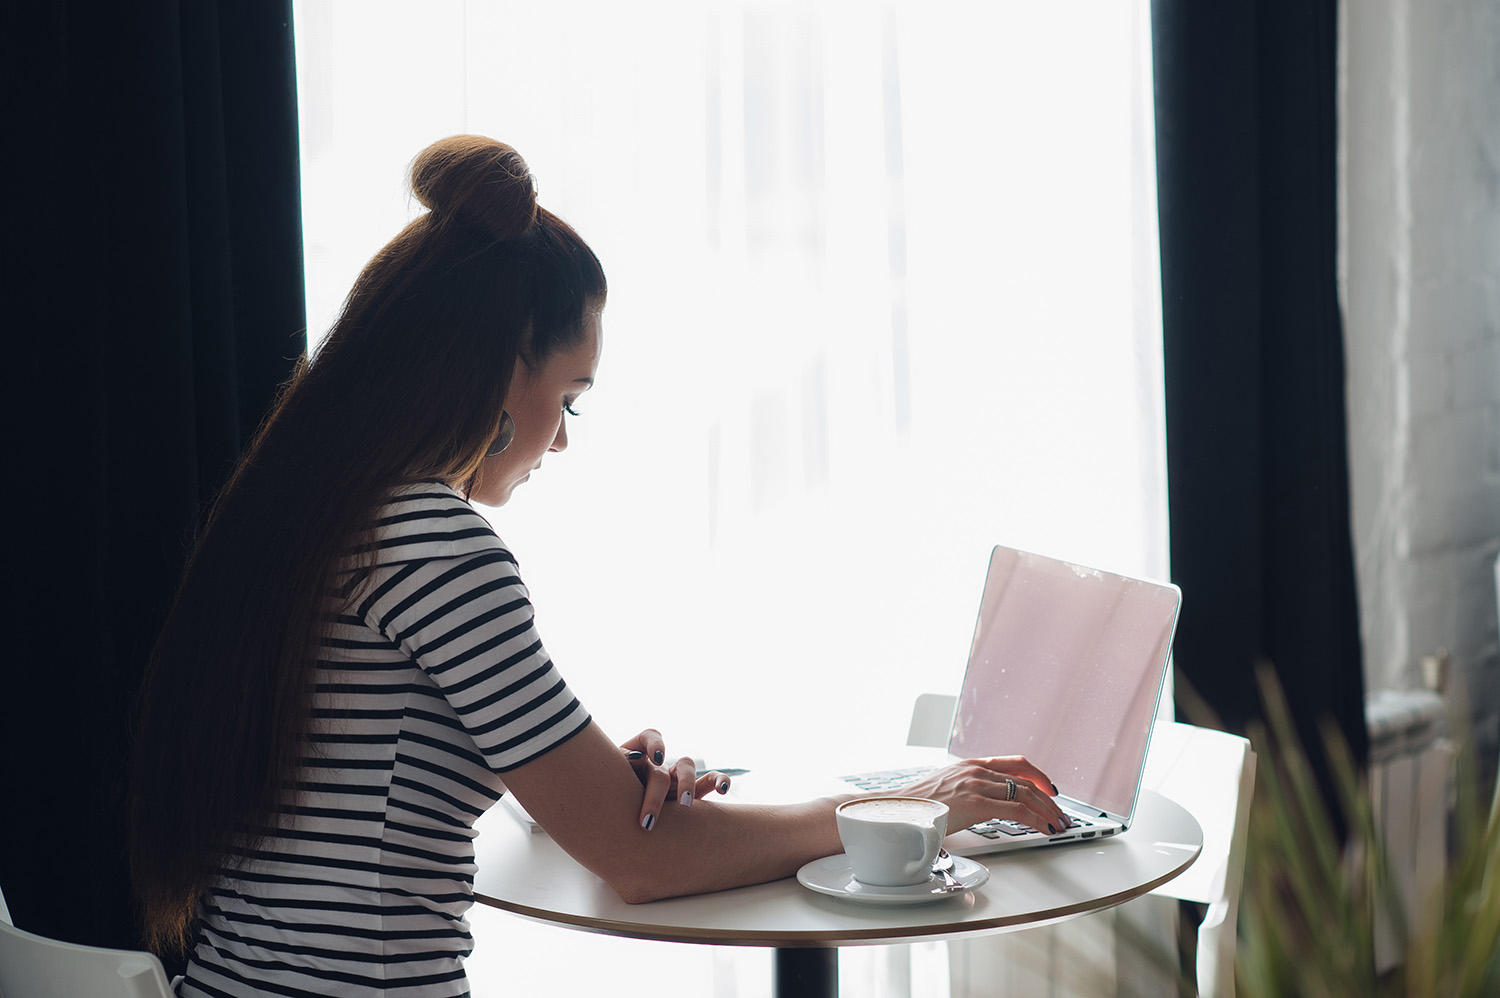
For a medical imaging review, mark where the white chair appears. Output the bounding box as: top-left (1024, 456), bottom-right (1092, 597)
top-left (907, 694), bottom-right (1256, 998)
top-left (0, 886), bottom-right (175, 998)
top-left (1142, 720), bottom-right (1257, 998)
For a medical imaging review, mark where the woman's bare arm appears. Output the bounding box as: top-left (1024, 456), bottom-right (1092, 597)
top-left (499, 720), bottom-right (1067, 903)
top-left (500, 721), bottom-right (854, 902)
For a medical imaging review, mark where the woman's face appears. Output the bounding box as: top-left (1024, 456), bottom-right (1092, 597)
top-left (467, 312), bottom-right (603, 507)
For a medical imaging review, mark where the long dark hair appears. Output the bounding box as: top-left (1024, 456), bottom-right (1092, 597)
top-left (129, 135), bottom-right (606, 955)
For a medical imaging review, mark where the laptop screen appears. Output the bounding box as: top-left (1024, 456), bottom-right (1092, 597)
top-left (948, 546), bottom-right (1180, 821)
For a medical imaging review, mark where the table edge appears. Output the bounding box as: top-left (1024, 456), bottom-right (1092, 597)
top-left (473, 847), bottom-right (1198, 948)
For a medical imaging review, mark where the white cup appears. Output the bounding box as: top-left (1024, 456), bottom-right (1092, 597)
top-left (835, 796), bottom-right (949, 887)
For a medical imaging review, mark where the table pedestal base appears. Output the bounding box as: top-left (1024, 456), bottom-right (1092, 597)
top-left (775, 948), bottom-right (837, 998)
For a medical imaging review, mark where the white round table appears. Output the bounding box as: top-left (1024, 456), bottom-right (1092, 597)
top-left (472, 789), bottom-right (1201, 997)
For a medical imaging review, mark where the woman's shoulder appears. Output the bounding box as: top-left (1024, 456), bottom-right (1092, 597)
top-left (364, 480), bottom-right (509, 565)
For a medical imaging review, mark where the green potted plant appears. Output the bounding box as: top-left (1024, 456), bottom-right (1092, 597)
top-left (1235, 670), bottom-right (1498, 997)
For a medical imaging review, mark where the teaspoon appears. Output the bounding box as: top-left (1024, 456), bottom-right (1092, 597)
top-left (932, 848), bottom-right (963, 890)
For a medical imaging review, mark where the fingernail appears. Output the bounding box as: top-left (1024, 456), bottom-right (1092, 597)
top-left (626, 750), bottom-right (644, 760)
top-left (718, 780), bottom-right (730, 794)
top-left (642, 813), bottom-right (655, 830)
top-left (1051, 783), bottom-right (1059, 795)
top-left (680, 791), bottom-right (693, 808)
top-left (653, 750), bottom-right (664, 765)
top-left (1047, 823), bottom-right (1056, 834)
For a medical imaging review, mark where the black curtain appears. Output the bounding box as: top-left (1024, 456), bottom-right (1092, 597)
top-left (2, 1), bottom-right (305, 955)
top-left (1152, 0), bottom-right (1368, 780)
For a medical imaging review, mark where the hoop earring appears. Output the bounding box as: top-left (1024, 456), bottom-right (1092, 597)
top-left (486, 411), bottom-right (515, 457)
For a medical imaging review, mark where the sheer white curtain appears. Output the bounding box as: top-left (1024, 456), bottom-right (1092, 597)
top-left (296, 1), bottom-right (1163, 992)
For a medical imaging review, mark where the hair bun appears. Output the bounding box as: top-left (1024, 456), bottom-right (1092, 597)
top-left (409, 135), bottom-right (538, 241)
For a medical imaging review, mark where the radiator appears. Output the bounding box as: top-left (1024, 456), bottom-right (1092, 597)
top-left (1365, 688), bottom-right (1452, 974)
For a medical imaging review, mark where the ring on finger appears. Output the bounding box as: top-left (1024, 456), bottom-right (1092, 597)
top-left (1005, 777), bottom-right (1017, 802)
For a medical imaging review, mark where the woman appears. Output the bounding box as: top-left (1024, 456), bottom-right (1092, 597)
top-left (130, 135), bottom-right (1069, 998)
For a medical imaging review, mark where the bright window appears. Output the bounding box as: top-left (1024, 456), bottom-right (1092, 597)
top-left (295, 2), bottom-right (1164, 991)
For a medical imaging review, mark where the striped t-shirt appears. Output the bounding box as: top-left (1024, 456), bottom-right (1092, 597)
top-left (180, 482), bottom-right (591, 998)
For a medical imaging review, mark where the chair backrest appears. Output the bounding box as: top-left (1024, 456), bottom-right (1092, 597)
top-left (1143, 720), bottom-right (1257, 998)
top-left (0, 886), bottom-right (174, 998)
top-left (905, 692), bottom-right (957, 748)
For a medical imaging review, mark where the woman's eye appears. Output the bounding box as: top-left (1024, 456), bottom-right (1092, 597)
top-left (563, 402), bottom-right (581, 417)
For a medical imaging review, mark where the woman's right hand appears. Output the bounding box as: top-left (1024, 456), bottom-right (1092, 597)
top-left (895, 756), bottom-right (1073, 835)
top-left (618, 729), bottom-right (733, 831)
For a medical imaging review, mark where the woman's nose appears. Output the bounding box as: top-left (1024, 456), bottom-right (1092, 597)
top-left (550, 416), bottom-right (568, 452)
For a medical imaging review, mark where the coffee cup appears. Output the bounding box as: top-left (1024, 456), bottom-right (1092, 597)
top-left (835, 796), bottom-right (949, 887)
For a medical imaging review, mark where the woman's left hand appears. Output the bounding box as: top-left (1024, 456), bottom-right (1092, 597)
top-left (619, 729), bottom-right (733, 831)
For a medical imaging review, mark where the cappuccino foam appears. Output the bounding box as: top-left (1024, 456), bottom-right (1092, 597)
top-left (840, 797), bottom-right (946, 822)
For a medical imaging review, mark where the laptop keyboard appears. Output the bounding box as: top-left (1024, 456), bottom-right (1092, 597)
top-left (840, 766), bottom-right (1101, 839)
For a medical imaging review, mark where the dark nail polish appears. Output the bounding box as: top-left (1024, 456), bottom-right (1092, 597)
top-left (653, 750), bottom-right (664, 765)
top-left (718, 780), bottom-right (730, 794)
top-left (626, 750), bottom-right (644, 760)
top-left (1051, 783), bottom-right (1059, 795)
top-left (1047, 823), bottom-right (1056, 834)
top-left (642, 813), bottom-right (654, 830)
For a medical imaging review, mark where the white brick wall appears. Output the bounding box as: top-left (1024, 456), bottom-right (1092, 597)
top-left (1341, 0), bottom-right (1500, 758)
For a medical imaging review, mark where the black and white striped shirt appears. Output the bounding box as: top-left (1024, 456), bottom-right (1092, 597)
top-left (180, 483), bottom-right (590, 998)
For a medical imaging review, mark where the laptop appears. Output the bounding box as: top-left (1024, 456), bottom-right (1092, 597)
top-left (838, 543), bottom-right (1181, 856)
top-left (499, 543), bottom-right (1179, 854)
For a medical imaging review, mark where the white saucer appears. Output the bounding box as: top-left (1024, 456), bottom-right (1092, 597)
top-left (796, 854), bottom-right (990, 905)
